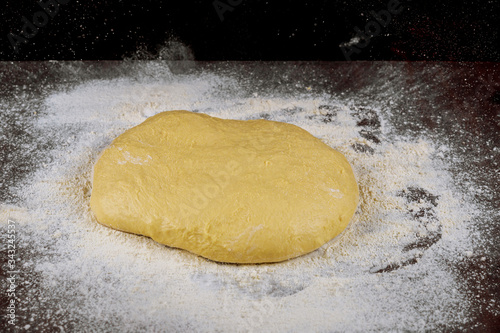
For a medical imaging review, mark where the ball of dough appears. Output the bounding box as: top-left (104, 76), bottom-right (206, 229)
top-left (90, 111), bottom-right (359, 263)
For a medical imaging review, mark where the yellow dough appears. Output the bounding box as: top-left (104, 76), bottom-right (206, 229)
top-left (90, 111), bottom-right (359, 263)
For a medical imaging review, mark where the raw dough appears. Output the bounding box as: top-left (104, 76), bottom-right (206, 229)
top-left (90, 111), bottom-right (359, 263)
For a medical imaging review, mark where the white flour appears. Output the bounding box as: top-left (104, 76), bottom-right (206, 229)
top-left (1, 63), bottom-right (485, 332)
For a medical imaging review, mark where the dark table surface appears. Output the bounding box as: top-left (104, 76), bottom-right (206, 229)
top-left (0, 61), bottom-right (499, 331)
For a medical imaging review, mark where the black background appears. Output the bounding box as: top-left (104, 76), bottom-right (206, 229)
top-left (1, 0), bottom-right (499, 61)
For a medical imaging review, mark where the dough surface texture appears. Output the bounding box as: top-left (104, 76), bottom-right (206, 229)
top-left (90, 111), bottom-right (359, 263)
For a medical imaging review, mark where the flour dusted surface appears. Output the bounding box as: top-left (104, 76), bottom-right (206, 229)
top-left (1, 61), bottom-right (496, 332)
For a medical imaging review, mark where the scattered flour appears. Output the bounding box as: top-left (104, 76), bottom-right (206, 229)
top-left (1, 63), bottom-right (483, 332)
